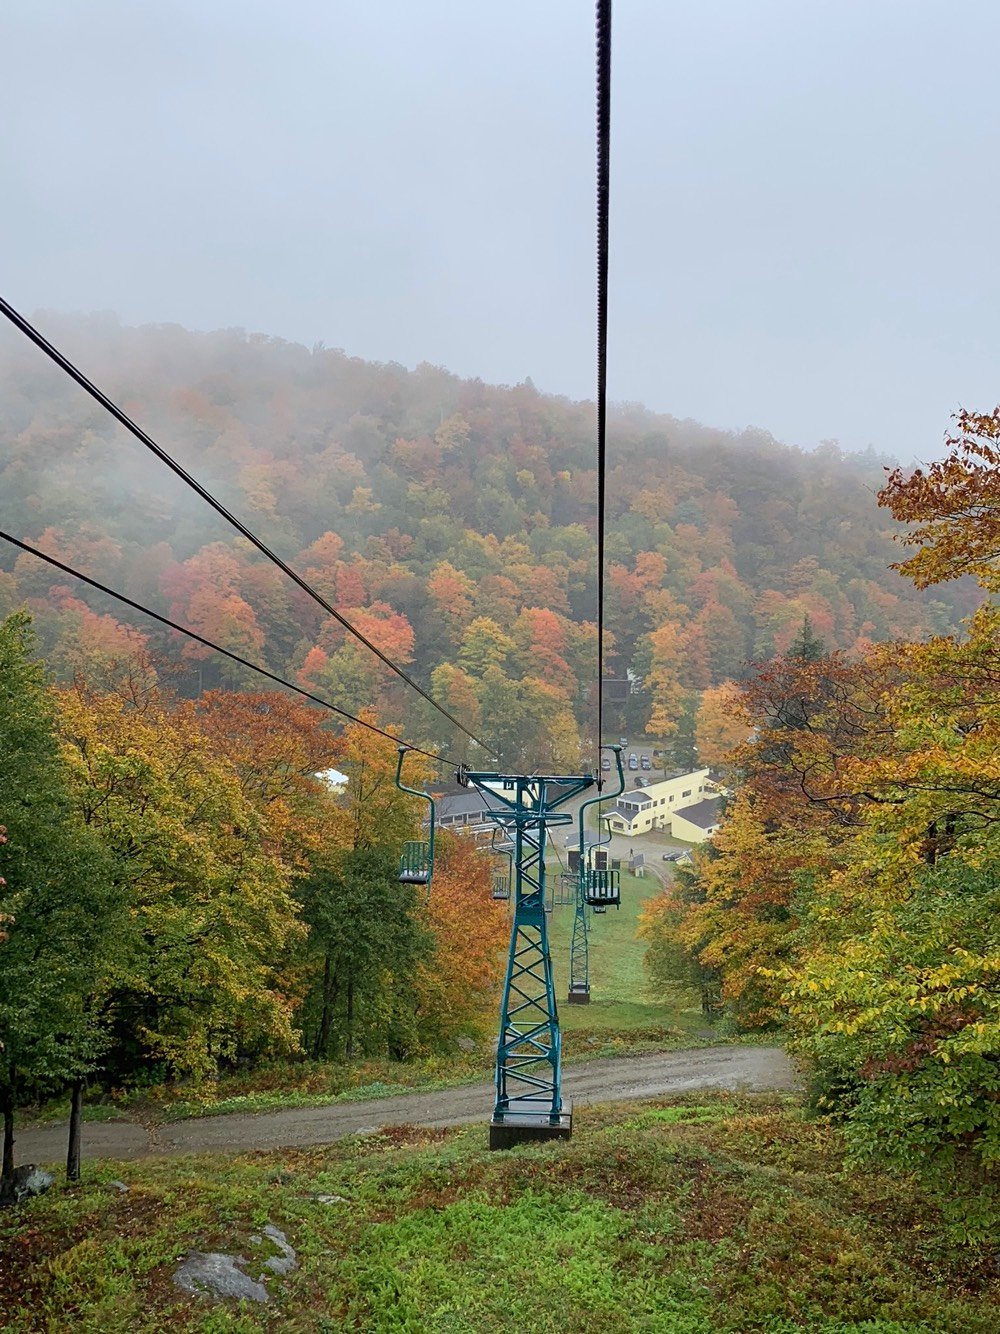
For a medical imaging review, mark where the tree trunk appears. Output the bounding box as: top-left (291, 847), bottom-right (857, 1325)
top-left (314, 955), bottom-right (338, 1059)
top-left (66, 1079), bottom-right (83, 1182)
top-left (1, 1086), bottom-right (14, 1187)
top-left (924, 820), bottom-right (938, 865)
top-left (345, 977), bottom-right (355, 1060)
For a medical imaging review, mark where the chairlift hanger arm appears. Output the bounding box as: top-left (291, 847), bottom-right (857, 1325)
top-left (577, 745), bottom-right (624, 850)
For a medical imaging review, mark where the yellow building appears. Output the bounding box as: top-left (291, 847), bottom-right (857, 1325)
top-left (669, 798), bottom-right (723, 842)
top-left (606, 767), bottom-right (718, 839)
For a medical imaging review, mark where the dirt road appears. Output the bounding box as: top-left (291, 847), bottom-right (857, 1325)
top-left (15, 1046), bottom-right (796, 1165)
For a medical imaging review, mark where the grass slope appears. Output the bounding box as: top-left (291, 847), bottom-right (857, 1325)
top-left (547, 866), bottom-right (709, 1044)
top-left (2, 1093), bottom-right (996, 1331)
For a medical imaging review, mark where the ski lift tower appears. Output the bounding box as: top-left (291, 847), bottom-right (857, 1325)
top-left (456, 765), bottom-right (596, 1149)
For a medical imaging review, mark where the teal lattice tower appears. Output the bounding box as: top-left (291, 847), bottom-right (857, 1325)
top-left (456, 769), bottom-right (596, 1149)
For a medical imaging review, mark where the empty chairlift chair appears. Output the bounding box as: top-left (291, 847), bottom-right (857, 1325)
top-left (490, 830), bottom-right (512, 900)
top-left (576, 745), bottom-right (626, 913)
top-left (399, 839), bottom-right (432, 885)
top-left (395, 748), bottom-right (436, 886)
top-left (584, 864), bottom-right (620, 909)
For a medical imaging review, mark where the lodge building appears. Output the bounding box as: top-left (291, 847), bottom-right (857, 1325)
top-left (606, 767), bottom-right (722, 840)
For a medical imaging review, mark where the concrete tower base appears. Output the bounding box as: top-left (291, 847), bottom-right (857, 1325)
top-left (489, 1102), bottom-right (573, 1150)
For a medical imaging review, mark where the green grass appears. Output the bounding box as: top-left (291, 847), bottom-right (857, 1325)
top-left (3, 1092), bottom-right (996, 1331)
top-left (547, 866), bottom-right (712, 1045)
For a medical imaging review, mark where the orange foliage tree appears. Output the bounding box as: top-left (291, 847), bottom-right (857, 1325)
top-left (190, 690), bottom-right (340, 866)
top-left (881, 408), bottom-right (1000, 590)
top-left (694, 681), bottom-right (752, 773)
top-left (413, 834), bottom-right (508, 1046)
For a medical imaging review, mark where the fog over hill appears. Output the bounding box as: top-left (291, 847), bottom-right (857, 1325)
top-left (0, 314), bottom-right (976, 764)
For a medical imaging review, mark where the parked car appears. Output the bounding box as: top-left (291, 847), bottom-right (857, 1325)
top-left (627, 755), bottom-right (638, 770)
top-left (661, 850), bottom-right (683, 862)
top-left (619, 736), bottom-right (628, 747)
top-left (640, 755), bottom-right (651, 771)
top-left (601, 756), bottom-right (611, 771)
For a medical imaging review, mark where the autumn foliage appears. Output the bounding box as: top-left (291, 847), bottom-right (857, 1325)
top-left (414, 835), bottom-right (508, 1047)
top-left (0, 625), bottom-right (510, 1121)
top-left (0, 316), bottom-right (971, 769)
top-left (0, 320), bottom-right (990, 1209)
top-left (643, 419), bottom-right (1000, 1234)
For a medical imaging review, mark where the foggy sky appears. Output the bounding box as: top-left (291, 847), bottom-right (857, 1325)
top-left (4, 0), bottom-right (999, 462)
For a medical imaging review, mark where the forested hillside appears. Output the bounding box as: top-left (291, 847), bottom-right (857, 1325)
top-left (642, 409), bottom-right (1000, 1239)
top-left (0, 314), bottom-right (973, 764)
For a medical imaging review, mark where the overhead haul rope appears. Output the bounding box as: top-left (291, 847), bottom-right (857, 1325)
top-left (595, 0), bottom-right (611, 766)
top-left (0, 530), bottom-right (453, 766)
top-left (0, 296), bottom-right (497, 760)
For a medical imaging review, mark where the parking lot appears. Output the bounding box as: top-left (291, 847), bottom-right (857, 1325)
top-left (601, 740), bottom-right (657, 786)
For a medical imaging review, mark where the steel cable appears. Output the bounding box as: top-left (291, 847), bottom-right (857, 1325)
top-left (0, 296), bottom-right (497, 759)
top-left (595, 0), bottom-right (612, 768)
top-left (0, 529), bottom-right (452, 765)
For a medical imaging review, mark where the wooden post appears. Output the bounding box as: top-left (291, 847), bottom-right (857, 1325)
top-left (66, 1079), bottom-right (83, 1182)
top-left (0, 1085), bottom-right (14, 1188)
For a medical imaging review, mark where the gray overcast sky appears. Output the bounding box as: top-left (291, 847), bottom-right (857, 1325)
top-left (3, 1), bottom-right (998, 460)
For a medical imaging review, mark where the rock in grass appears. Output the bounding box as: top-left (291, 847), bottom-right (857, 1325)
top-left (173, 1251), bottom-right (269, 1304)
top-left (0, 1166), bottom-right (54, 1206)
top-left (260, 1224), bottom-right (298, 1277)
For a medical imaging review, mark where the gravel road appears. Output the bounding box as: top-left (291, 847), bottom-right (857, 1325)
top-left (14, 1046), bottom-right (796, 1165)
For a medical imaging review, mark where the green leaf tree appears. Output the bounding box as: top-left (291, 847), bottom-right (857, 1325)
top-left (55, 678), bottom-right (305, 1081)
top-left (0, 613), bottom-right (120, 1188)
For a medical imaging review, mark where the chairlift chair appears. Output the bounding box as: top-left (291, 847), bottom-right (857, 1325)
top-left (489, 827), bottom-right (512, 900)
top-left (584, 865), bottom-right (620, 909)
top-left (576, 748), bottom-right (625, 912)
top-left (394, 747), bottom-right (435, 886)
top-left (399, 839), bottom-right (432, 885)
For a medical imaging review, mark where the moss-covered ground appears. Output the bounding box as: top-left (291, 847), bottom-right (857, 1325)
top-left (3, 1093), bottom-right (997, 1331)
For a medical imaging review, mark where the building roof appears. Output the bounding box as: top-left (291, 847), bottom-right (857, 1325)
top-left (630, 768), bottom-right (709, 799)
top-left (436, 791), bottom-right (491, 819)
top-left (674, 796), bottom-right (722, 830)
top-left (614, 794), bottom-right (652, 818)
